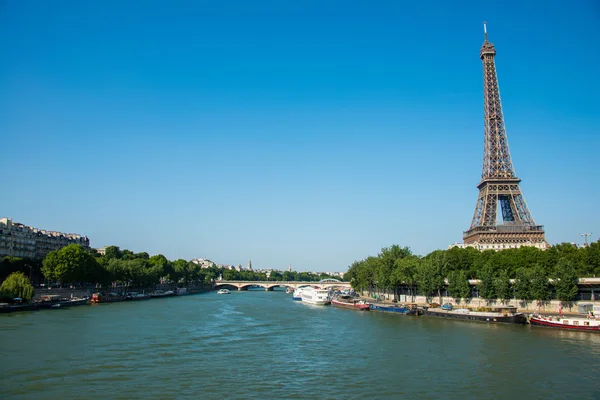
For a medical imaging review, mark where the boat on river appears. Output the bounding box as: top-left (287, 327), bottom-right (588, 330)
top-left (38, 295), bottom-right (90, 308)
top-left (425, 304), bottom-right (526, 324)
top-left (301, 287), bottom-right (330, 305)
top-left (91, 293), bottom-right (126, 303)
top-left (217, 289), bottom-right (230, 294)
top-left (370, 303), bottom-right (411, 314)
top-left (331, 295), bottom-right (370, 310)
top-left (292, 288), bottom-right (304, 301)
top-left (529, 314), bottom-right (600, 332)
top-left (151, 290), bottom-right (175, 298)
top-left (126, 292), bottom-right (151, 301)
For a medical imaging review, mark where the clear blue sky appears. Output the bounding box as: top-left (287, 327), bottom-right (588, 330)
top-left (1, 1), bottom-right (599, 272)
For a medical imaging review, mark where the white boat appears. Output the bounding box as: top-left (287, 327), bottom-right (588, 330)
top-left (217, 289), bottom-right (230, 295)
top-left (292, 288), bottom-right (303, 301)
top-left (300, 287), bottom-right (330, 305)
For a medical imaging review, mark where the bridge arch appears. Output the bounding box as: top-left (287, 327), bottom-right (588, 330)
top-left (213, 280), bottom-right (351, 291)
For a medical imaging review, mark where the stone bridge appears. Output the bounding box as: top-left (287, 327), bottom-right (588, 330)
top-left (214, 279), bottom-right (352, 291)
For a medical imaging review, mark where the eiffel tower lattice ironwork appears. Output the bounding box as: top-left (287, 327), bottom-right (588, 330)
top-left (463, 23), bottom-right (547, 249)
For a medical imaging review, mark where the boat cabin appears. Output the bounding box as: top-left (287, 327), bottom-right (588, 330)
top-left (484, 305), bottom-right (518, 315)
top-left (40, 295), bottom-right (62, 303)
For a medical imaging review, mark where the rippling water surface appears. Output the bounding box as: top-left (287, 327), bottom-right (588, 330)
top-left (1, 290), bottom-right (599, 399)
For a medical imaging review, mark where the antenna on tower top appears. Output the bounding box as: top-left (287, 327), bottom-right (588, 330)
top-left (483, 21), bottom-right (488, 42)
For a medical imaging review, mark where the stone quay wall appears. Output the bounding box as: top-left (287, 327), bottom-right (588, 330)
top-left (363, 291), bottom-right (598, 315)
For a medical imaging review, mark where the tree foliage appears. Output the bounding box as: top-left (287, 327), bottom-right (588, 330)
top-left (0, 272), bottom-right (35, 301)
top-left (42, 244), bottom-right (105, 285)
top-left (493, 269), bottom-right (512, 304)
top-left (344, 239), bottom-right (600, 303)
top-left (416, 256), bottom-right (443, 301)
top-left (553, 258), bottom-right (579, 303)
top-left (530, 265), bottom-right (551, 304)
top-left (513, 267), bottom-right (533, 302)
top-left (447, 270), bottom-right (471, 302)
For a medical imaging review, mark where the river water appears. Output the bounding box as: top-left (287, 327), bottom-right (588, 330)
top-left (1, 290), bottom-right (599, 399)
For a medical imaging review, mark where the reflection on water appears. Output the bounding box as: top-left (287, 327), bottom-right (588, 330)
top-left (527, 324), bottom-right (600, 353)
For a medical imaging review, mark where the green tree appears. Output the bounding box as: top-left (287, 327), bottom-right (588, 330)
top-left (493, 269), bottom-right (512, 304)
top-left (42, 244), bottom-right (103, 285)
top-left (282, 271), bottom-right (296, 281)
top-left (103, 246), bottom-right (122, 260)
top-left (513, 267), bottom-right (533, 301)
top-left (41, 251), bottom-right (59, 282)
top-left (553, 258), bottom-right (579, 303)
top-left (121, 249), bottom-right (135, 260)
top-left (443, 247), bottom-right (478, 277)
top-left (530, 265), bottom-right (550, 308)
top-left (135, 252), bottom-right (150, 260)
top-left (270, 271), bottom-right (283, 281)
top-left (447, 270), bottom-right (471, 303)
top-left (170, 259), bottom-right (187, 284)
top-left (392, 256), bottom-right (420, 301)
top-left (583, 240), bottom-right (600, 277)
top-left (0, 272), bottom-right (34, 301)
top-left (416, 257), bottom-right (443, 302)
top-left (105, 258), bottom-right (127, 285)
top-left (477, 264), bottom-right (496, 302)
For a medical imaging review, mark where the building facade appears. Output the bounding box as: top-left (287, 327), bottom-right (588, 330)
top-left (0, 217), bottom-right (90, 259)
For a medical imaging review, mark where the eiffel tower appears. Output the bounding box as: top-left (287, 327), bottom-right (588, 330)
top-left (463, 23), bottom-right (547, 250)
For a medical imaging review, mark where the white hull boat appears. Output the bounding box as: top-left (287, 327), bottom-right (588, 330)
top-left (301, 287), bottom-right (330, 305)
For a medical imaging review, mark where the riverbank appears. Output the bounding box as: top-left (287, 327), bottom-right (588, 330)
top-left (1, 283), bottom-right (213, 314)
top-left (363, 293), bottom-right (599, 315)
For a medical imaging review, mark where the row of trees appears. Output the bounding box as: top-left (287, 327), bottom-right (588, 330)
top-left (0, 245), bottom-right (339, 299)
top-left (345, 242), bottom-right (597, 304)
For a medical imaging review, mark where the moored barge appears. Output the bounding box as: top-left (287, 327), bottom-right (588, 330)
top-left (369, 303), bottom-right (411, 314)
top-left (331, 295), bottom-right (370, 310)
top-left (529, 314), bottom-right (600, 332)
top-left (425, 304), bottom-right (526, 324)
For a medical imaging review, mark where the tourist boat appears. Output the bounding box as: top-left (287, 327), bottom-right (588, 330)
top-left (370, 302), bottom-right (411, 314)
top-left (529, 314), bottom-right (600, 332)
top-left (217, 289), bottom-right (230, 295)
top-left (292, 287), bottom-right (304, 301)
top-left (425, 304), bottom-right (526, 324)
top-left (300, 287), bottom-right (330, 305)
top-left (176, 288), bottom-right (188, 296)
top-left (331, 295), bottom-right (370, 310)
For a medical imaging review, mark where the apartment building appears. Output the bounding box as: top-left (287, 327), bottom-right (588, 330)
top-left (0, 217), bottom-right (90, 259)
